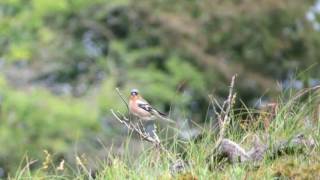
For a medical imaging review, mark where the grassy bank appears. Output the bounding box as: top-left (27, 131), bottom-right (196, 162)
top-left (8, 85), bottom-right (320, 179)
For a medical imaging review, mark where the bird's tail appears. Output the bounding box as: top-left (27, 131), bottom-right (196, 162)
top-left (157, 110), bottom-right (167, 117)
top-left (153, 109), bottom-right (175, 123)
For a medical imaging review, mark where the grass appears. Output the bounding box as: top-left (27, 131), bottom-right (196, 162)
top-left (6, 86), bottom-right (320, 180)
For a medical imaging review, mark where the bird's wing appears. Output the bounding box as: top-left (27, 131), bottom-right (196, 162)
top-left (136, 99), bottom-right (174, 123)
top-left (136, 99), bottom-right (166, 116)
top-left (136, 99), bottom-right (153, 112)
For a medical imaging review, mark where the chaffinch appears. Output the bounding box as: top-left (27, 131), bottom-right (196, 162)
top-left (129, 89), bottom-right (174, 123)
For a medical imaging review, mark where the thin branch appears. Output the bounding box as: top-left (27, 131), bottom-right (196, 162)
top-left (208, 95), bottom-right (223, 123)
top-left (111, 109), bottom-right (160, 146)
top-left (18, 160), bottom-right (38, 177)
top-left (116, 88), bottom-right (129, 109)
top-left (213, 98), bottom-right (224, 113)
top-left (213, 74), bottom-right (237, 150)
top-left (115, 88), bottom-right (130, 115)
top-left (111, 109), bottom-right (175, 160)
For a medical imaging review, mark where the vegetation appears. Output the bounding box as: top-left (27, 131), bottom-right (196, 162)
top-left (0, 0), bottom-right (319, 179)
top-left (7, 83), bottom-right (320, 179)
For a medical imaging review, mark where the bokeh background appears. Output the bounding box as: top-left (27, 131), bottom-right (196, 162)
top-left (0, 0), bottom-right (320, 177)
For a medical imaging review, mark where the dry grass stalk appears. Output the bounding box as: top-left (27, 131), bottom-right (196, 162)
top-left (206, 75), bottom-right (237, 165)
top-left (260, 102), bottom-right (278, 131)
top-left (211, 75), bottom-right (237, 151)
top-left (76, 154), bottom-right (93, 180)
top-left (56, 159), bottom-right (65, 171)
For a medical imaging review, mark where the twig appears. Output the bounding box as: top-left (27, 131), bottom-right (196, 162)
top-left (206, 75), bottom-right (238, 164)
top-left (110, 109), bottom-right (176, 162)
top-left (208, 95), bottom-right (222, 122)
top-left (115, 88), bottom-right (131, 119)
top-left (18, 159), bottom-right (38, 178)
top-left (111, 110), bottom-right (161, 148)
top-left (213, 75), bottom-right (237, 150)
top-left (116, 88), bottom-right (129, 109)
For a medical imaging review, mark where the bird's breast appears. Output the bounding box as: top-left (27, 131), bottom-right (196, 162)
top-left (129, 100), bottom-right (153, 119)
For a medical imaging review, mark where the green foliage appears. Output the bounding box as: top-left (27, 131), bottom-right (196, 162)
top-left (98, 78), bottom-right (126, 114)
top-left (0, 77), bottom-right (99, 171)
top-left (205, 4), bottom-right (313, 78)
top-left (105, 40), bottom-right (206, 108)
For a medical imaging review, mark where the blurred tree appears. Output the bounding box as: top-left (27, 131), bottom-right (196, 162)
top-left (0, 0), bottom-right (319, 175)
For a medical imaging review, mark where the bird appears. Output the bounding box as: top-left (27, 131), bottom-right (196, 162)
top-left (129, 89), bottom-right (174, 123)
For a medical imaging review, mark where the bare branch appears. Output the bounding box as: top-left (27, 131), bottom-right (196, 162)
top-left (213, 74), bottom-right (237, 150)
top-left (111, 109), bottom-right (164, 150)
top-left (208, 95), bottom-right (223, 126)
top-left (115, 88), bottom-right (129, 113)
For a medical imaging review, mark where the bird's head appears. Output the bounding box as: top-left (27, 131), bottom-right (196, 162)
top-left (130, 89), bottom-right (139, 97)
